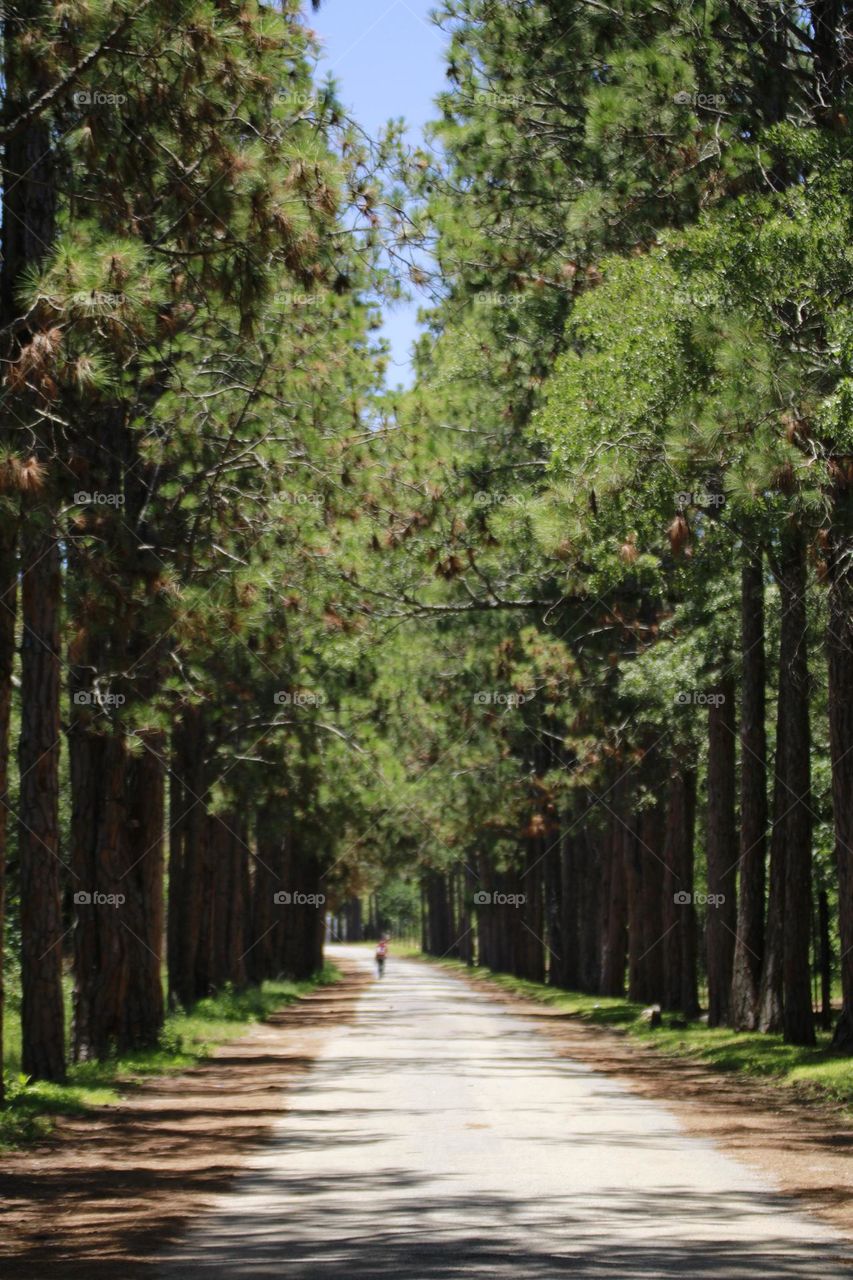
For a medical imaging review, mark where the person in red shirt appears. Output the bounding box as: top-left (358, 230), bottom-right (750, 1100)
top-left (375, 935), bottom-right (388, 978)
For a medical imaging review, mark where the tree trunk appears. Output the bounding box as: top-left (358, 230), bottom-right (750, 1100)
top-left (250, 803), bottom-right (282, 983)
top-left (778, 531), bottom-right (815, 1046)
top-left (0, 521), bottom-right (16, 1103)
top-left (662, 766), bottom-right (699, 1016)
top-left (826, 491), bottom-right (853, 1049)
top-left (730, 553), bottom-right (767, 1030)
top-left (279, 828), bottom-right (324, 978)
top-left (600, 812), bottom-right (628, 996)
top-left (18, 518), bottom-right (66, 1081)
top-left (637, 800), bottom-right (665, 1004)
top-left (4, 3), bottom-right (64, 1084)
top-left (172, 706), bottom-right (208, 1005)
top-left (706, 675), bottom-right (738, 1027)
top-left (624, 802), bottom-right (645, 1002)
top-left (122, 730), bottom-right (166, 1047)
top-left (757, 671), bottom-right (788, 1033)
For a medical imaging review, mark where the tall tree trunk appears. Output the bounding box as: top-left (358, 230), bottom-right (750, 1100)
top-left (18, 517), bottom-right (66, 1081)
top-left (731, 553), bottom-right (767, 1030)
top-left (662, 766), bottom-right (698, 1016)
top-left (167, 724), bottom-right (186, 1007)
top-left (817, 885), bottom-right (833, 1032)
top-left (250, 803), bottom-right (282, 983)
top-left (519, 839), bottom-right (545, 982)
top-left (706, 676), bottom-right (738, 1027)
top-left (826, 490), bottom-right (853, 1049)
top-left (279, 828), bottom-right (324, 978)
top-left (599, 812), bottom-right (628, 996)
top-left (172, 706), bottom-right (208, 1005)
top-left (122, 729), bottom-right (165, 1047)
top-left (778, 530), bottom-right (815, 1046)
top-left (758, 673), bottom-right (788, 1033)
top-left (624, 802), bottom-right (645, 1002)
top-left (0, 522), bottom-right (16, 1103)
top-left (638, 800), bottom-right (665, 1004)
top-left (4, 1), bottom-right (64, 1084)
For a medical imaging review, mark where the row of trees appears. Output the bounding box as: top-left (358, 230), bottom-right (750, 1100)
top-left (363, 0), bottom-right (853, 1050)
top-left (0, 0), bottom-right (391, 1092)
top-left (5, 0), bottom-right (853, 1107)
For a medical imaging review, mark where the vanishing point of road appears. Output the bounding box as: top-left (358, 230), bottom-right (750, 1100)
top-left (161, 946), bottom-right (851, 1279)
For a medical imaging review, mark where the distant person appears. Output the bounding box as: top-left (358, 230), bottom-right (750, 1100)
top-left (375, 935), bottom-right (388, 978)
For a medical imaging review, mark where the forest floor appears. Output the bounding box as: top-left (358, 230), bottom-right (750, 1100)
top-left (0, 951), bottom-right (851, 1278)
top-left (0, 963), bottom-right (370, 1280)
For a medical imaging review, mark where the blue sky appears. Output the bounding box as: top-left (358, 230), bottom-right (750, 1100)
top-left (304, 0), bottom-right (448, 387)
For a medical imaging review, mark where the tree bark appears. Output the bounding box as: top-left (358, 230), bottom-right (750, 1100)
top-left (250, 803), bottom-right (283, 983)
top-left (0, 520), bottom-right (16, 1103)
top-left (19, 516), bottom-right (66, 1081)
top-left (4, 0), bottom-right (64, 1084)
top-left (758, 669), bottom-right (788, 1033)
top-left (730, 553), bottom-right (767, 1030)
top-left (826, 490), bottom-right (853, 1049)
top-left (778, 530), bottom-right (815, 1046)
top-left (706, 675), bottom-right (738, 1027)
top-left (122, 730), bottom-right (165, 1047)
top-left (171, 705), bottom-right (208, 1005)
top-left (662, 766), bottom-right (699, 1016)
top-left (599, 812), bottom-right (628, 996)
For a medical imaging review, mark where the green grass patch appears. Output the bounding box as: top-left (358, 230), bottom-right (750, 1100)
top-left (422, 955), bottom-right (853, 1109)
top-left (0, 964), bottom-right (340, 1150)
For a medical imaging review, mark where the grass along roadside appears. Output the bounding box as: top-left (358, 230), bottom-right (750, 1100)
top-left (420, 956), bottom-right (853, 1110)
top-left (0, 964), bottom-right (340, 1150)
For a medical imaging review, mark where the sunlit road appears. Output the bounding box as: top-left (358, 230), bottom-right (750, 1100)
top-left (161, 946), bottom-right (851, 1279)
